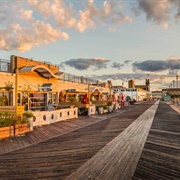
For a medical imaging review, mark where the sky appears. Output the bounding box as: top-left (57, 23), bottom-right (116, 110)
top-left (0, 0), bottom-right (180, 91)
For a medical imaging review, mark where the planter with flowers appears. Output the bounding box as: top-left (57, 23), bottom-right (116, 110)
top-left (0, 112), bottom-right (32, 139)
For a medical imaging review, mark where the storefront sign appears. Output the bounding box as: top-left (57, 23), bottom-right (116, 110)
top-left (66, 89), bottom-right (76, 92)
top-left (17, 106), bottom-right (24, 115)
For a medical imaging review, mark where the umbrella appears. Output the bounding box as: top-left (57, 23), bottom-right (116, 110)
top-left (112, 92), bottom-right (116, 102)
top-left (98, 92), bottom-right (101, 101)
top-left (81, 93), bottom-right (88, 104)
top-left (91, 93), bottom-right (94, 101)
top-left (59, 91), bottom-right (63, 102)
top-left (121, 93), bottom-right (125, 101)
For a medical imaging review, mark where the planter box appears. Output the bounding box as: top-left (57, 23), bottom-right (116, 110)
top-left (98, 107), bottom-right (104, 114)
top-left (14, 123), bottom-right (30, 135)
top-left (0, 126), bottom-right (14, 139)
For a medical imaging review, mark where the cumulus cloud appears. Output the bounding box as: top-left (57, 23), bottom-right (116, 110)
top-left (132, 0), bottom-right (170, 28)
top-left (0, 0), bottom-right (133, 52)
top-left (132, 0), bottom-right (180, 28)
top-left (62, 58), bottom-right (110, 71)
top-left (76, 0), bottom-right (132, 32)
top-left (132, 59), bottom-right (180, 72)
top-left (0, 21), bottom-right (69, 52)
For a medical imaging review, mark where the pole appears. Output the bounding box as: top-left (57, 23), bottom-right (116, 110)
top-left (88, 83), bottom-right (90, 105)
top-left (176, 75), bottom-right (178, 88)
top-left (15, 68), bottom-right (18, 114)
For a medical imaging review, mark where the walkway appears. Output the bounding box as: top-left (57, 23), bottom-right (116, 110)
top-left (133, 101), bottom-right (180, 179)
top-left (0, 100), bottom-right (179, 180)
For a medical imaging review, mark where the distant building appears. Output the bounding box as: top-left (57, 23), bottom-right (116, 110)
top-left (128, 79), bottom-right (135, 88)
top-left (151, 91), bottom-right (163, 99)
top-left (112, 87), bottom-right (147, 101)
top-left (130, 79), bottom-right (150, 92)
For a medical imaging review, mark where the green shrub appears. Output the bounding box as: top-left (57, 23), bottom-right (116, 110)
top-left (0, 111), bottom-right (28, 128)
top-left (23, 112), bottom-right (34, 118)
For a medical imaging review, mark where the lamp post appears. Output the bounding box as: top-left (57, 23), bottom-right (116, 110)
top-left (173, 80), bottom-right (175, 88)
top-left (176, 75), bottom-right (178, 88)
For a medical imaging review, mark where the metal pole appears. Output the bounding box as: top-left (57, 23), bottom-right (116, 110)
top-left (176, 75), bottom-right (178, 88)
top-left (88, 83), bottom-right (90, 105)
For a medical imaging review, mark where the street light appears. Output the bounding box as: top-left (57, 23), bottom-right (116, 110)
top-left (176, 75), bottom-right (179, 88)
top-left (173, 80), bottom-right (175, 88)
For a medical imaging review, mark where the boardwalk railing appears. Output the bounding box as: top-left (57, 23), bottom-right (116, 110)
top-left (32, 107), bottom-right (78, 126)
top-left (0, 59), bottom-right (11, 72)
top-left (59, 73), bottom-right (105, 86)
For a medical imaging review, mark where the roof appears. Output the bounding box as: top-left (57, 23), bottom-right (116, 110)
top-left (19, 65), bottom-right (64, 79)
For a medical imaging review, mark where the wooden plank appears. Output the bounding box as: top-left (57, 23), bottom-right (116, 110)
top-left (66, 101), bottom-right (159, 180)
top-left (133, 101), bottom-right (180, 179)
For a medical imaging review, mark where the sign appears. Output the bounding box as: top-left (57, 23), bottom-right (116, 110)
top-left (42, 83), bottom-right (52, 87)
top-left (66, 89), bottom-right (76, 92)
top-left (17, 106), bottom-right (24, 115)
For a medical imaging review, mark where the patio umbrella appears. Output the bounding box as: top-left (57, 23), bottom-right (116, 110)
top-left (81, 93), bottom-right (88, 104)
top-left (98, 92), bottom-right (101, 101)
top-left (121, 93), bottom-right (125, 101)
top-left (59, 91), bottom-right (63, 102)
top-left (91, 93), bottom-right (94, 101)
top-left (119, 93), bottom-right (123, 102)
top-left (112, 92), bottom-right (116, 102)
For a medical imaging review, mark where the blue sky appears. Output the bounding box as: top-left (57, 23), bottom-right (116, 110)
top-left (0, 0), bottom-right (180, 90)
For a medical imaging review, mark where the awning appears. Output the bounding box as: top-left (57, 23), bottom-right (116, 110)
top-left (19, 65), bottom-right (64, 79)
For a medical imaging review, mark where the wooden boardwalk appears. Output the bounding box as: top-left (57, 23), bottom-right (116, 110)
top-left (133, 101), bottom-right (180, 179)
top-left (0, 106), bottom-right (133, 155)
top-left (66, 101), bottom-right (159, 180)
top-left (0, 100), bottom-right (179, 179)
top-left (0, 101), bottom-right (155, 179)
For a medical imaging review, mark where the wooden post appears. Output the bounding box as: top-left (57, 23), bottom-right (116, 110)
top-left (15, 68), bottom-right (18, 114)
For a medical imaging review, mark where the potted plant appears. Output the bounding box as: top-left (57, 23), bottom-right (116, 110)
top-left (108, 101), bottom-right (113, 112)
top-left (23, 112), bottom-right (34, 120)
top-left (98, 106), bottom-right (104, 114)
top-left (103, 105), bottom-right (108, 113)
top-left (23, 112), bottom-right (34, 131)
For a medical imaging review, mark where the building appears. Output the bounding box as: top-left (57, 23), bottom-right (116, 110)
top-left (0, 55), bottom-right (110, 111)
top-left (129, 79), bottom-right (150, 92)
top-left (112, 87), bottom-right (147, 101)
top-left (151, 91), bottom-right (163, 99)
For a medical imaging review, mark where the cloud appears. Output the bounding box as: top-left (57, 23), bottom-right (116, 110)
top-left (132, 59), bottom-right (180, 72)
top-left (62, 58), bottom-right (110, 71)
top-left (132, 0), bottom-right (180, 28)
top-left (111, 62), bottom-right (124, 70)
top-left (0, 0), bottom-right (133, 52)
top-left (92, 72), bottom-right (168, 83)
top-left (76, 0), bottom-right (132, 32)
top-left (0, 21), bottom-right (69, 52)
top-left (132, 0), bottom-right (171, 28)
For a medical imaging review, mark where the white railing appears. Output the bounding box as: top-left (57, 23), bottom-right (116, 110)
top-left (31, 107), bottom-right (78, 126)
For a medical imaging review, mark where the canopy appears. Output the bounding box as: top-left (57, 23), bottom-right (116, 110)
top-left (19, 65), bottom-right (64, 79)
